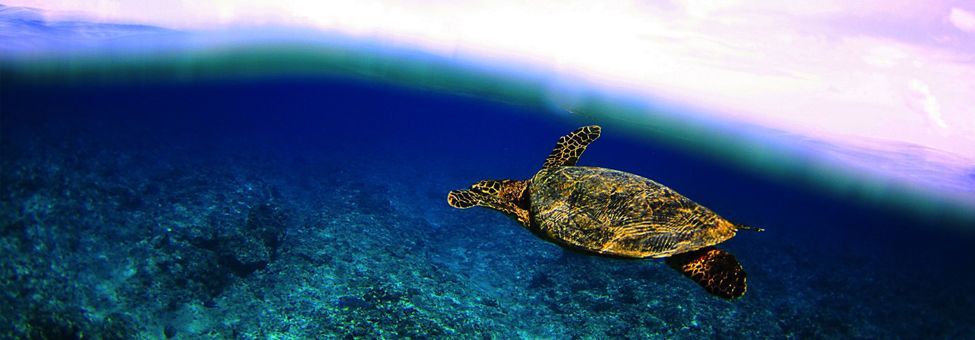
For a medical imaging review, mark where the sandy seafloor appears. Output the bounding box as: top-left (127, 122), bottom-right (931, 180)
top-left (1, 76), bottom-right (974, 338)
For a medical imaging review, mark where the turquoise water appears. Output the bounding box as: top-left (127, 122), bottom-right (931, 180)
top-left (2, 5), bottom-right (974, 338)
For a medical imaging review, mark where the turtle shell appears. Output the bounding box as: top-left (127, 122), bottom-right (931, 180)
top-left (528, 166), bottom-right (737, 258)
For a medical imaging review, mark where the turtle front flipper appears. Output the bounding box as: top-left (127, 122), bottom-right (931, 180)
top-left (448, 179), bottom-right (530, 227)
top-left (665, 247), bottom-right (747, 299)
top-left (541, 125), bottom-right (601, 170)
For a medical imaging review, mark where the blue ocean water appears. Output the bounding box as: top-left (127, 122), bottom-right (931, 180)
top-left (2, 74), bottom-right (974, 338)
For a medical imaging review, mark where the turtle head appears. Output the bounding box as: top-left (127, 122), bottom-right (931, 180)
top-left (468, 179), bottom-right (529, 207)
top-left (447, 179), bottom-right (531, 227)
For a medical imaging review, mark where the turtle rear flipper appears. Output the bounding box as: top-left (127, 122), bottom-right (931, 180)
top-left (541, 125), bottom-right (601, 169)
top-left (666, 247), bottom-right (747, 299)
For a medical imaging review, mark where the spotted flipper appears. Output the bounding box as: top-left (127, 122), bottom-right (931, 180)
top-left (665, 247), bottom-right (747, 299)
top-left (448, 180), bottom-right (530, 227)
top-left (541, 125), bottom-right (601, 170)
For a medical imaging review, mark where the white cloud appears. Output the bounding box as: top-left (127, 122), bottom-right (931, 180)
top-left (909, 80), bottom-right (948, 130)
top-left (676, 0), bottom-right (738, 18)
top-left (861, 45), bottom-right (908, 68)
top-left (949, 7), bottom-right (975, 33)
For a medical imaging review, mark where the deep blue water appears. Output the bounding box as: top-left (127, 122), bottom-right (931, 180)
top-left (2, 75), bottom-right (974, 338)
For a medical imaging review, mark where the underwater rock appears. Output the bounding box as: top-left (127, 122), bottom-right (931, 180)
top-left (588, 298), bottom-right (617, 313)
top-left (528, 272), bottom-right (554, 290)
top-left (154, 243), bottom-right (233, 299)
top-left (24, 311), bottom-right (85, 340)
top-left (616, 285), bottom-right (639, 305)
top-left (220, 203), bottom-right (286, 276)
top-left (95, 312), bottom-right (139, 339)
top-left (16, 308), bottom-right (137, 339)
top-left (163, 324), bottom-right (177, 338)
top-left (191, 203), bottom-right (288, 278)
top-left (337, 296), bottom-right (372, 310)
top-left (364, 285), bottom-right (406, 305)
top-left (354, 183), bottom-right (393, 214)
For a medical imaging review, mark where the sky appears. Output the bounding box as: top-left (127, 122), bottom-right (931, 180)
top-left (7, 0), bottom-right (974, 163)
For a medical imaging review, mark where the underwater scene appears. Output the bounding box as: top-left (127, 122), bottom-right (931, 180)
top-left (3, 2), bottom-right (975, 339)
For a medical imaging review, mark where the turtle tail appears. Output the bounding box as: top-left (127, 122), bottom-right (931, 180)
top-left (665, 247), bottom-right (747, 299)
top-left (736, 224), bottom-right (765, 232)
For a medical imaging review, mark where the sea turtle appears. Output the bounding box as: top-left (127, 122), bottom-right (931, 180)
top-left (447, 125), bottom-right (763, 299)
